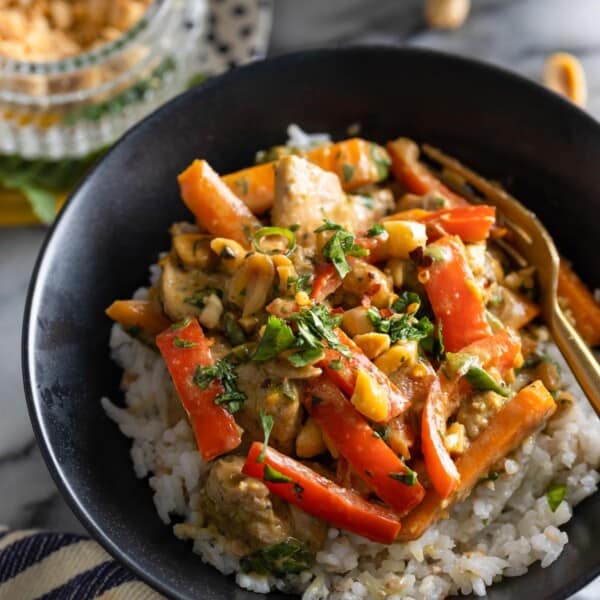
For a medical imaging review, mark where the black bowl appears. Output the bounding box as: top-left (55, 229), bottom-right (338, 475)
top-left (23, 47), bottom-right (600, 600)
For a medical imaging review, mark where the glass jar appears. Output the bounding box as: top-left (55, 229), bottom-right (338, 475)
top-left (0, 0), bottom-right (208, 159)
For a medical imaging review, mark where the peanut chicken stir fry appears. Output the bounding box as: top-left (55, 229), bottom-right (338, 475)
top-left (107, 134), bottom-right (600, 576)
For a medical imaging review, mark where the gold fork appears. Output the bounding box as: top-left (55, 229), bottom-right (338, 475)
top-left (422, 144), bottom-right (600, 416)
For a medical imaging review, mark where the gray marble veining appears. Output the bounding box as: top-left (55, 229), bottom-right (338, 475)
top-left (2, 0), bottom-right (599, 596)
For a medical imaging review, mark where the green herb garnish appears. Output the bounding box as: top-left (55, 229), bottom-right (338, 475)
top-left (328, 359), bottom-right (343, 370)
top-left (170, 317), bottom-right (192, 330)
top-left (223, 312), bottom-right (247, 346)
top-left (193, 358), bottom-right (247, 413)
top-left (252, 316), bottom-right (296, 362)
top-left (263, 464), bottom-right (293, 484)
top-left (546, 483), bottom-right (567, 512)
top-left (366, 223), bottom-right (385, 237)
top-left (367, 306), bottom-right (434, 346)
top-left (240, 539), bottom-right (313, 576)
top-left (389, 466), bottom-right (418, 486)
top-left (342, 163), bottom-right (355, 183)
top-left (314, 220), bottom-right (369, 278)
top-left (370, 143), bottom-right (391, 180)
top-left (173, 337), bottom-right (197, 348)
top-left (184, 288), bottom-right (222, 309)
top-left (464, 366), bottom-right (509, 397)
top-left (257, 412), bottom-right (274, 463)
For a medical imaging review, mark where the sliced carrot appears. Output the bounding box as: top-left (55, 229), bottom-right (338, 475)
top-left (243, 442), bottom-right (402, 544)
top-left (105, 300), bottom-right (171, 336)
top-left (221, 162), bottom-right (275, 215)
top-left (178, 159), bottom-right (261, 246)
top-left (558, 260), bottom-right (600, 347)
top-left (156, 319), bottom-right (242, 461)
top-left (386, 137), bottom-right (469, 208)
top-left (400, 380), bottom-right (556, 540)
top-left (222, 139), bottom-right (390, 215)
top-left (303, 377), bottom-right (425, 516)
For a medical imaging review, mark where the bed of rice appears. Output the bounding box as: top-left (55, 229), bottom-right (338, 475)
top-left (102, 277), bottom-right (600, 600)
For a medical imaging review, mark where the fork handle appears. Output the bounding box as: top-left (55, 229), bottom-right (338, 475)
top-left (549, 305), bottom-right (600, 416)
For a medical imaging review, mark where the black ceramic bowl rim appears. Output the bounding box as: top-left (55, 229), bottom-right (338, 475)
top-left (22, 46), bottom-right (600, 600)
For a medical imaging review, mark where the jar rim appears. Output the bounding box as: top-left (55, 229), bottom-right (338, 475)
top-left (0, 0), bottom-right (169, 76)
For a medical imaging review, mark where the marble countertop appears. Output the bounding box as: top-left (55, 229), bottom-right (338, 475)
top-left (2, 0), bottom-right (599, 597)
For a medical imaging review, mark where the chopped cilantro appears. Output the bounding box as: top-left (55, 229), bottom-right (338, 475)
top-left (328, 359), bottom-right (343, 370)
top-left (342, 163), bottom-right (355, 183)
top-left (173, 337), bottom-right (197, 348)
top-left (314, 220), bottom-right (369, 279)
top-left (263, 464), bottom-right (293, 484)
top-left (389, 466), bottom-right (418, 486)
top-left (370, 143), bottom-right (391, 180)
top-left (367, 306), bottom-right (434, 346)
top-left (546, 483), bottom-right (567, 512)
top-left (193, 358), bottom-right (246, 413)
top-left (240, 538), bottom-right (313, 576)
top-left (366, 223), bottom-right (385, 237)
top-left (257, 412), bottom-right (274, 463)
top-left (253, 315), bottom-right (296, 362)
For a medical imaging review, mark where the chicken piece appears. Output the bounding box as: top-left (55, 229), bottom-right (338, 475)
top-left (199, 456), bottom-right (293, 554)
top-left (199, 456), bottom-right (327, 556)
top-left (273, 155), bottom-right (352, 251)
top-left (235, 362), bottom-right (303, 455)
top-left (158, 255), bottom-right (226, 324)
top-left (347, 186), bottom-right (395, 231)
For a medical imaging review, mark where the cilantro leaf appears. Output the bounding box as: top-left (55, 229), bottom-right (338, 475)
top-left (240, 539), bottom-right (313, 576)
top-left (365, 223), bottom-right (385, 237)
top-left (253, 316), bottom-right (296, 362)
top-left (314, 220), bottom-right (369, 279)
top-left (193, 358), bottom-right (247, 413)
top-left (257, 412), bottom-right (274, 463)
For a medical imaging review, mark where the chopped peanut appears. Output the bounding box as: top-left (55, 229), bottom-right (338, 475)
top-left (374, 341), bottom-right (420, 374)
top-left (296, 418), bottom-right (326, 458)
top-left (383, 220), bottom-right (427, 259)
top-left (424, 0), bottom-right (470, 30)
top-left (350, 369), bottom-right (389, 422)
top-left (353, 332), bottom-right (391, 360)
top-left (341, 306), bottom-right (375, 337)
top-left (544, 52), bottom-right (587, 107)
top-left (443, 422), bottom-right (467, 455)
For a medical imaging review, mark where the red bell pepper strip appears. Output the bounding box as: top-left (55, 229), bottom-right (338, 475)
top-left (243, 442), bottom-right (401, 544)
top-left (421, 206), bottom-right (496, 243)
top-left (460, 329), bottom-right (522, 376)
top-left (310, 263), bottom-right (343, 303)
top-left (156, 319), bottom-right (241, 461)
top-left (421, 376), bottom-right (460, 499)
top-left (386, 138), bottom-right (470, 208)
top-left (317, 329), bottom-right (411, 420)
top-left (383, 206), bottom-right (496, 244)
top-left (422, 236), bottom-right (492, 352)
top-left (303, 377), bottom-right (425, 516)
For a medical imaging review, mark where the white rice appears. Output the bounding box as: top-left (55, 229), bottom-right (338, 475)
top-left (104, 290), bottom-right (600, 599)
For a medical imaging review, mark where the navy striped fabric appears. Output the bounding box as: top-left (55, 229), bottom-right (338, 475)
top-left (0, 529), bottom-right (162, 600)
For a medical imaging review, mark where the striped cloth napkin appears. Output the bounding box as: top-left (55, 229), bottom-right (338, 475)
top-left (0, 529), bottom-right (163, 599)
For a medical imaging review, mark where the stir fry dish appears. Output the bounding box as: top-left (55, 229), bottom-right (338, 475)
top-left (105, 131), bottom-right (600, 594)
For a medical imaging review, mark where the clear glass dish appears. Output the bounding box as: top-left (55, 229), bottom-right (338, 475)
top-left (0, 0), bottom-right (208, 159)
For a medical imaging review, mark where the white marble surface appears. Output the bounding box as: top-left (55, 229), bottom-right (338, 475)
top-left (2, 0), bottom-right (600, 597)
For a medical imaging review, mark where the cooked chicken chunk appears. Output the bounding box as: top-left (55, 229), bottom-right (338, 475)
top-left (273, 155), bottom-right (352, 251)
top-left (200, 456), bottom-right (327, 556)
top-left (235, 362), bottom-right (303, 455)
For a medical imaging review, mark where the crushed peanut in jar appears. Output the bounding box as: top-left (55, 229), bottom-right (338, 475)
top-left (0, 0), bottom-right (152, 61)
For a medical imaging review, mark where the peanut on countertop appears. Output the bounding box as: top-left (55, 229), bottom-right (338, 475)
top-left (0, 0), bottom-right (151, 61)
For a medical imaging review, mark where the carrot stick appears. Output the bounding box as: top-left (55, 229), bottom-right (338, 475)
top-left (178, 159), bottom-right (261, 246)
top-left (222, 139), bottom-right (391, 215)
top-left (558, 260), bottom-right (600, 347)
top-left (105, 300), bottom-right (171, 336)
top-left (399, 380), bottom-right (556, 540)
top-left (386, 137), bottom-right (470, 208)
